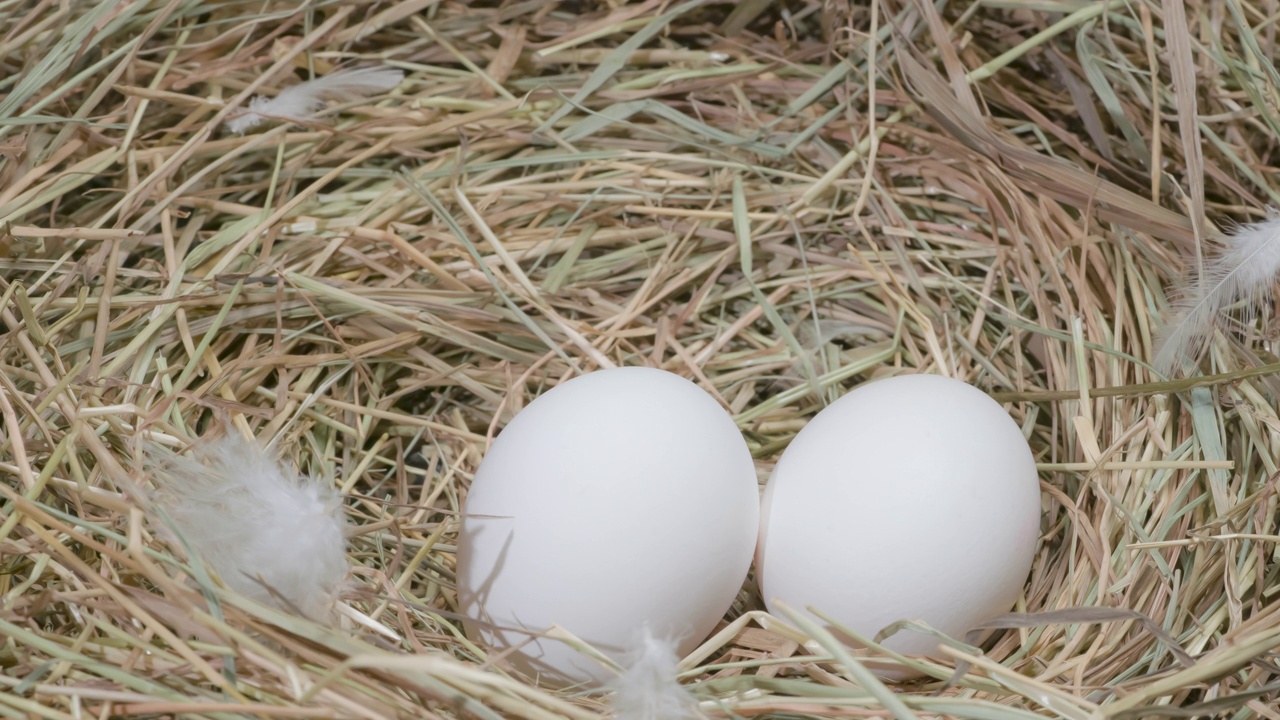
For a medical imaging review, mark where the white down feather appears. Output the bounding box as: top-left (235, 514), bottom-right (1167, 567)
top-left (607, 627), bottom-right (700, 720)
top-left (1156, 213), bottom-right (1280, 375)
top-left (148, 434), bottom-right (349, 621)
top-left (227, 65), bottom-right (404, 133)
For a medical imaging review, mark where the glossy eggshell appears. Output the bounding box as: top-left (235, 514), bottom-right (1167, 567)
top-left (456, 367), bottom-right (760, 687)
top-left (757, 374), bottom-right (1040, 671)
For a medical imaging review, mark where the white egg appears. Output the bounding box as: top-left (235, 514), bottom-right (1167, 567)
top-left (456, 367), bottom-right (759, 687)
top-left (756, 373), bottom-right (1040, 671)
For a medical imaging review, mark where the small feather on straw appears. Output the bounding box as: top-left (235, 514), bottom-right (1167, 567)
top-left (607, 627), bottom-right (700, 720)
top-left (1155, 212), bottom-right (1280, 376)
top-left (226, 65), bottom-right (404, 134)
top-left (146, 433), bottom-right (349, 621)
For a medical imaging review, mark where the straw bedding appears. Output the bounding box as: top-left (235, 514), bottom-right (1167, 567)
top-left (3, 0), bottom-right (1280, 718)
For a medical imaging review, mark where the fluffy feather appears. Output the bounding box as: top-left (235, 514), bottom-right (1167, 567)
top-left (147, 434), bottom-right (349, 621)
top-left (1155, 213), bottom-right (1280, 376)
top-left (607, 627), bottom-right (699, 720)
top-left (226, 66), bottom-right (404, 133)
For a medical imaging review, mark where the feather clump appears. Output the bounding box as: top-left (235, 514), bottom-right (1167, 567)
top-left (147, 434), bottom-right (349, 621)
top-left (227, 65), bottom-right (404, 134)
top-left (607, 627), bottom-right (700, 720)
top-left (1155, 212), bottom-right (1280, 376)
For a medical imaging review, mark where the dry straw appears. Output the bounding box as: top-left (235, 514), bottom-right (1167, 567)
top-left (3, 0), bottom-right (1280, 718)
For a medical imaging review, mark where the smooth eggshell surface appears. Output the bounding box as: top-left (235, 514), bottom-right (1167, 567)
top-left (757, 373), bottom-right (1040, 667)
top-left (456, 367), bottom-right (759, 687)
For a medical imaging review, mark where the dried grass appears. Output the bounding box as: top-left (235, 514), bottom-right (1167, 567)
top-left (4, 0), bottom-right (1280, 718)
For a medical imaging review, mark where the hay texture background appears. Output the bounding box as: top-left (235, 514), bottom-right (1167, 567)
top-left (3, 0), bottom-right (1280, 718)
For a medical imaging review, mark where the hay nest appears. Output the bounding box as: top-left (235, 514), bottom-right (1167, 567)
top-left (3, 1), bottom-right (1280, 717)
